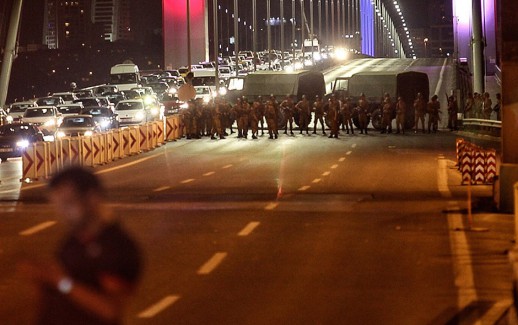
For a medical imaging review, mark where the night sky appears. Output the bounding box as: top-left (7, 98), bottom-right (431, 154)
top-left (14, 0), bottom-right (426, 46)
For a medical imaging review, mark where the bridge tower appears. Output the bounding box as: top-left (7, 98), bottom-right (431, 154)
top-left (163, 0), bottom-right (209, 70)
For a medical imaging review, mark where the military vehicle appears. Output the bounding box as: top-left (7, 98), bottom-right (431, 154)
top-left (330, 71), bottom-right (430, 130)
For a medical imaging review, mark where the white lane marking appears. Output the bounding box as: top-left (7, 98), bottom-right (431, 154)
top-left (346, 151), bottom-right (352, 155)
top-left (264, 202), bottom-right (279, 210)
top-left (351, 144), bottom-right (357, 148)
top-left (434, 58), bottom-right (448, 97)
top-left (439, 157), bottom-right (478, 312)
top-left (222, 164), bottom-right (233, 169)
top-left (330, 164), bottom-right (338, 169)
top-left (138, 295), bottom-right (181, 318)
top-left (322, 171), bottom-right (331, 176)
top-left (180, 178), bottom-right (195, 184)
top-left (197, 252), bottom-right (228, 275)
top-left (203, 171), bottom-right (215, 176)
top-left (96, 154), bottom-right (161, 175)
top-left (298, 185), bottom-right (311, 191)
top-left (19, 221), bottom-right (56, 236)
top-left (312, 178), bottom-right (321, 184)
top-left (338, 157), bottom-right (346, 162)
top-left (238, 222), bottom-right (260, 236)
top-left (153, 186), bottom-right (170, 192)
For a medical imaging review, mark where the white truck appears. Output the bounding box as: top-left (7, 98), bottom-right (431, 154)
top-left (109, 63), bottom-right (141, 91)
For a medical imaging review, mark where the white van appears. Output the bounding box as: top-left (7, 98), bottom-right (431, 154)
top-left (110, 64), bottom-right (141, 91)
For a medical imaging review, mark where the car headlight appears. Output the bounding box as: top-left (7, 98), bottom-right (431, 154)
top-left (203, 96), bottom-right (211, 103)
top-left (83, 130), bottom-right (93, 137)
top-left (218, 87), bottom-right (227, 96)
top-left (150, 107), bottom-right (159, 116)
top-left (100, 120), bottom-right (110, 128)
top-left (16, 140), bottom-right (30, 148)
top-left (135, 111), bottom-right (145, 120)
top-left (144, 96), bottom-right (155, 105)
top-left (168, 88), bottom-right (177, 94)
top-left (6, 116), bottom-right (13, 123)
top-left (180, 103), bottom-right (189, 109)
top-left (56, 131), bottom-right (66, 138)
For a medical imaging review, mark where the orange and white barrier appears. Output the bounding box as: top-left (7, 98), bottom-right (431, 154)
top-left (456, 138), bottom-right (498, 185)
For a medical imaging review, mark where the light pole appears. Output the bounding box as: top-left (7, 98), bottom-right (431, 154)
top-left (187, 0), bottom-right (192, 71)
top-left (213, 0), bottom-right (219, 87)
top-left (267, 0), bottom-right (272, 70)
top-left (234, 0), bottom-right (239, 74)
top-left (281, 0), bottom-right (285, 68)
top-left (424, 37), bottom-right (429, 58)
top-left (292, 0), bottom-right (296, 61)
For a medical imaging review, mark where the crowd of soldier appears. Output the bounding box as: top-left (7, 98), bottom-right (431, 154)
top-left (178, 90), bottom-right (501, 140)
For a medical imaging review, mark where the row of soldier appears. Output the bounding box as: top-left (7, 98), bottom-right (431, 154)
top-left (179, 92), bottom-right (462, 139)
top-left (180, 94), bottom-right (362, 140)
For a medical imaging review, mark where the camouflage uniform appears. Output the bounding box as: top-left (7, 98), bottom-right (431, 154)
top-left (427, 95), bottom-right (440, 133)
top-left (327, 96), bottom-right (340, 138)
top-left (280, 95), bottom-right (295, 135)
top-left (357, 94), bottom-right (369, 134)
top-left (340, 97), bottom-right (354, 134)
top-left (413, 93), bottom-right (427, 134)
top-left (395, 97), bottom-right (406, 134)
top-left (295, 95), bottom-right (311, 135)
top-left (265, 100), bottom-right (278, 139)
top-left (312, 96), bottom-right (326, 135)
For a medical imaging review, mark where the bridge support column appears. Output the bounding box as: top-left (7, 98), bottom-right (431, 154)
top-left (163, 0), bottom-right (208, 70)
top-left (498, 0), bottom-right (518, 212)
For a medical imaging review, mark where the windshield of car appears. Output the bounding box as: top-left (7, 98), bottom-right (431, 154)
top-left (61, 117), bottom-right (94, 127)
top-left (195, 87), bottom-right (210, 95)
top-left (116, 102), bottom-right (143, 111)
top-left (83, 107), bottom-right (111, 116)
top-left (9, 106), bottom-right (28, 113)
top-left (74, 98), bottom-right (100, 107)
top-left (0, 124), bottom-right (35, 136)
top-left (24, 108), bottom-right (54, 117)
top-left (58, 106), bottom-right (82, 114)
top-left (37, 97), bottom-right (61, 106)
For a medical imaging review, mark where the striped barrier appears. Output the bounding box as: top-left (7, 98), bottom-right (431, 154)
top-left (21, 120), bottom-right (171, 181)
top-left (165, 116), bottom-right (176, 141)
top-left (456, 138), bottom-right (498, 185)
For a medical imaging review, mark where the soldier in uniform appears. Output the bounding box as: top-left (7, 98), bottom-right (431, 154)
top-left (295, 95), bottom-right (311, 135)
top-left (192, 98), bottom-right (204, 139)
top-left (181, 101), bottom-right (193, 139)
top-left (482, 92), bottom-right (492, 119)
top-left (340, 96), bottom-right (354, 134)
top-left (380, 93), bottom-right (393, 134)
top-left (210, 98), bottom-right (225, 139)
top-left (249, 97), bottom-right (261, 139)
top-left (395, 96), bottom-right (406, 134)
top-left (413, 92), bottom-right (427, 134)
top-left (357, 93), bottom-right (369, 134)
top-left (233, 98), bottom-right (244, 138)
top-left (238, 97), bottom-right (251, 138)
top-left (280, 95), bottom-right (295, 135)
top-left (427, 95), bottom-right (441, 133)
top-left (254, 96), bottom-right (266, 135)
top-left (327, 95), bottom-right (340, 138)
top-left (447, 95), bottom-right (458, 131)
top-left (265, 99), bottom-right (279, 139)
top-left (464, 93), bottom-right (474, 118)
top-left (312, 95), bottom-right (326, 135)
top-left (201, 100), bottom-right (213, 136)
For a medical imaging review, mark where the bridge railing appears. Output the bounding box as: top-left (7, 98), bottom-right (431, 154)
top-left (460, 118), bottom-right (501, 137)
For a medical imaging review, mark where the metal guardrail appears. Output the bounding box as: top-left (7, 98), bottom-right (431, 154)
top-left (460, 118), bottom-right (501, 137)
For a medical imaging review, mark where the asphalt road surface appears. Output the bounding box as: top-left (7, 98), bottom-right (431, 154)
top-left (0, 127), bottom-right (509, 324)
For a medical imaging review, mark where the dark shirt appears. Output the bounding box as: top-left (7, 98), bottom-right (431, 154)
top-left (37, 222), bottom-right (142, 325)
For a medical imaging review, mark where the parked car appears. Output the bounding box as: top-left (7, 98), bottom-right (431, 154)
top-left (0, 123), bottom-right (44, 162)
top-left (21, 106), bottom-right (62, 136)
top-left (52, 92), bottom-right (78, 104)
top-left (7, 101), bottom-right (38, 123)
top-left (115, 99), bottom-right (155, 125)
top-left (194, 86), bottom-right (214, 103)
top-left (57, 103), bottom-right (84, 117)
top-left (73, 97), bottom-right (102, 108)
top-left (36, 96), bottom-right (65, 107)
top-left (147, 82), bottom-right (170, 97)
top-left (160, 94), bottom-right (183, 116)
top-left (81, 106), bottom-right (119, 131)
top-left (55, 115), bottom-right (101, 138)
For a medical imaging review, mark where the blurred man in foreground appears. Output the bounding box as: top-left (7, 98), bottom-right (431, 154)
top-left (19, 166), bottom-right (142, 325)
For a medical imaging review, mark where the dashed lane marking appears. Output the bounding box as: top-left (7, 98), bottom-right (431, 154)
top-left (339, 157), bottom-right (346, 162)
top-left (153, 186), bottom-right (170, 192)
top-left (298, 185), bottom-right (311, 191)
top-left (346, 151), bottom-right (352, 155)
top-left (222, 164), bottom-right (233, 169)
top-left (331, 164), bottom-right (338, 169)
top-left (137, 295), bottom-right (181, 318)
top-left (197, 252), bottom-right (228, 275)
top-left (180, 178), bottom-right (195, 184)
top-left (312, 178), bottom-right (321, 183)
top-left (351, 144), bottom-right (357, 148)
top-left (19, 221), bottom-right (56, 236)
top-left (322, 171), bottom-right (331, 176)
top-left (264, 202), bottom-right (279, 210)
top-left (238, 222), bottom-right (260, 236)
top-left (203, 171), bottom-right (215, 176)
